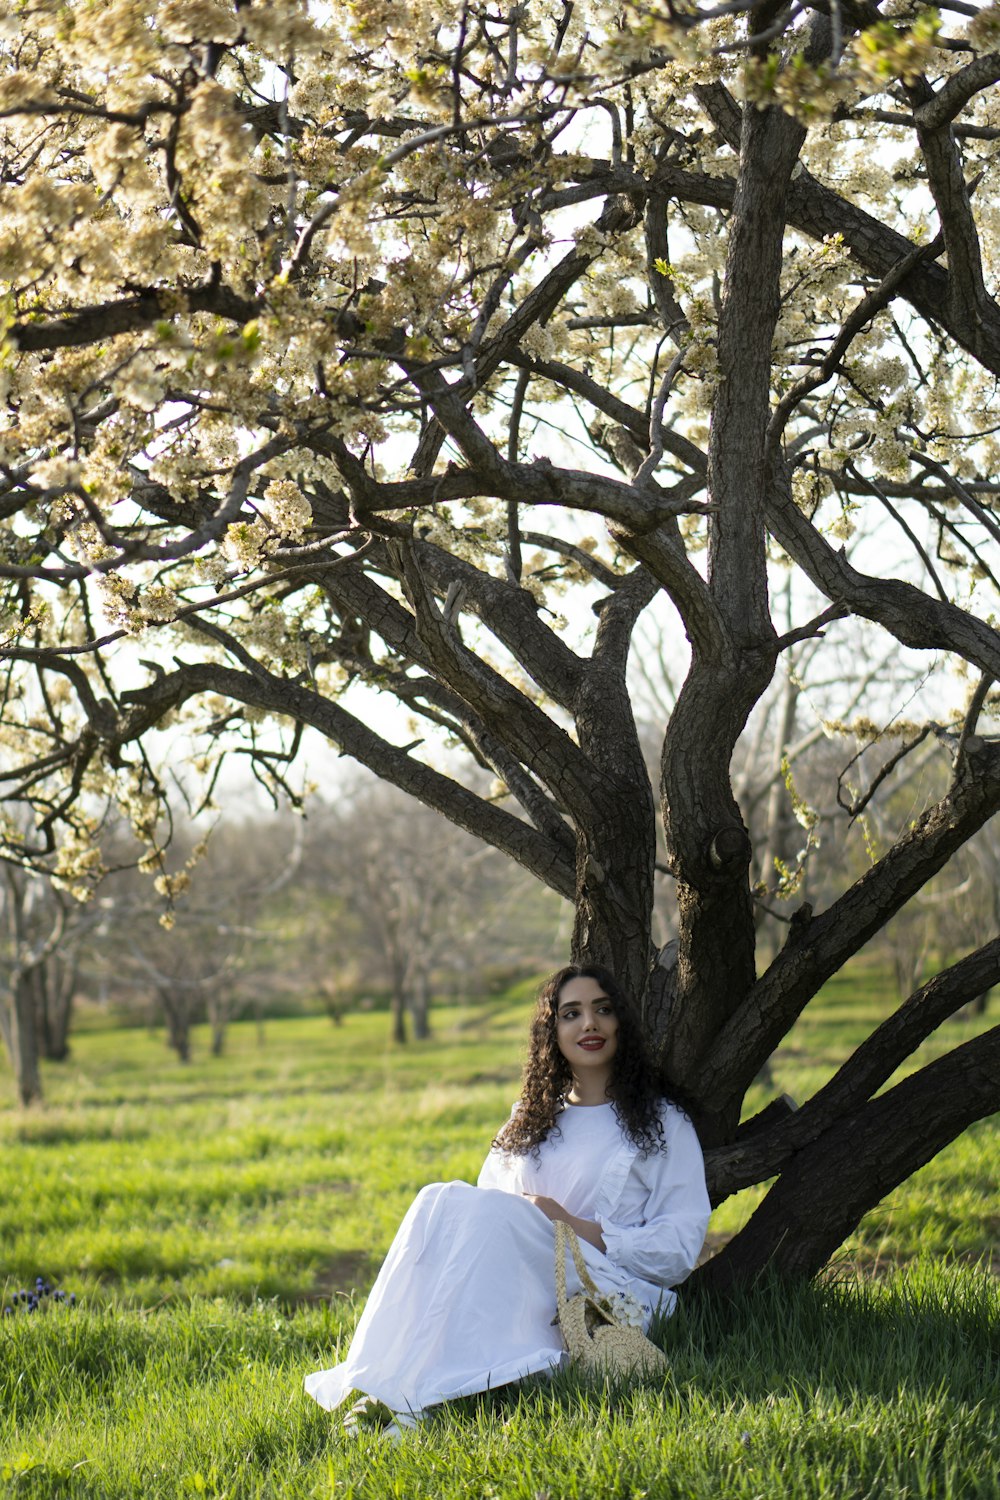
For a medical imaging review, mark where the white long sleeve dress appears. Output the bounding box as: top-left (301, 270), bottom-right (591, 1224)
top-left (303, 1099), bottom-right (710, 1417)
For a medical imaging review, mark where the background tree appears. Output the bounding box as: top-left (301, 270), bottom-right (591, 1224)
top-left (299, 780), bottom-right (562, 1040)
top-left (0, 863), bottom-right (106, 1101)
top-left (94, 813), bottom-right (305, 1059)
top-left (1, 0), bottom-right (999, 1283)
top-left (0, 868), bottom-right (61, 1104)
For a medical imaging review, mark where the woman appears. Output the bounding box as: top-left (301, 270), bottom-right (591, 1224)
top-left (304, 964), bottom-right (711, 1432)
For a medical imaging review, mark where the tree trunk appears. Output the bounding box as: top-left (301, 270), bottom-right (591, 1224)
top-left (409, 969), bottom-right (431, 1040)
top-left (160, 990), bottom-right (192, 1062)
top-left (659, 102), bottom-right (804, 1135)
top-left (390, 981), bottom-right (408, 1045)
top-left (571, 571), bottom-right (659, 1004)
top-left (321, 982), bottom-right (345, 1025)
top-left (0, 992), bottom-right (11, 1061)
top-left (753, 664), bottom-right (803, 937)
top-left (7, 976), bottom-right (42, 1105)
top-left (34, 955), bottom-right (75, 1061)
top-left (207, 988), bottom-right (230, 1056)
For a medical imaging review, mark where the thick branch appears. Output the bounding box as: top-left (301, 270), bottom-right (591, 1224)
top-left (316, 459), bottom-right (651, 738)
top-left (698, 1024), bottom-right (1000, 1287)
top-left (708, 100), bottom-right (802, 645)
top-left (913, 52), bottom-right (1000, 130)
top-left (907, 81), bottom-right (988, 332)
top-left (768, 240), bottom-right (940, 444)
top-left (575, 141), bottom-right (1000, 375)
top-left (408, 534), bottom-right (586, 713)
top-left (402, 378), bottom-right (707, 533)
top-left (119, 660), bottom-right (577, 897)
top-left (705, 936), bottom-right (1000, 1200)
top-left (385, 538), bottom-right (607, 820)
top-left (9, 283), bottom-right (258, 351)
top-left (765, 454), bottom-right (1000, 680)
top-left (507, 351), bottom-right (708, 475)
top-left (786, 162), bottom-right (1000, 373)
top-left (409, 241), bottom-right (600, 476)
top-left (306, 477), bottom-right (585, 712)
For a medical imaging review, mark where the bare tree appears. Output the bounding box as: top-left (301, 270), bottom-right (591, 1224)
top-left (0, 870), bottom-right (57, 1104)
top-left (0, 868), bottom-right (104, 1100)
top-left (301, 783), bottom-right (562, 1041)
top-left (1, 2), bottom-right (999, 1282)
top-left (87, 816), bottom-right (305, 1060)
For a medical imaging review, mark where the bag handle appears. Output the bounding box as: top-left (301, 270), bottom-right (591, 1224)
top-left (554, 1218), bottom-right (602, 1312)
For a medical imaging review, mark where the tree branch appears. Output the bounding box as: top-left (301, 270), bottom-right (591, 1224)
top-left (767, 239), bottom-right (941, 446)
top-left (121, 657), bottom-right (578, 897)
top-left (907, 77), bottom-right (988, 332)
top-left (706, 936), bottom-right (1000, 1200)
top-left (507, 351), bottom-right (708, 474)
top-left (8, 282), bottom-right (257, 352)
top-left (764, 454), bottom-right (1000, 682)
top-left (699, 1023), bottom-right (1000, 1286)
top-left (693, 738), bottom-right (1000, 1108)
top-left (912, 52), bottom-right (1000, 130)
top-left (384, 537), bottom-right (607, 818)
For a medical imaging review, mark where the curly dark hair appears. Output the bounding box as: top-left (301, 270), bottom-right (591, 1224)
top-left (492, 964), bottom-right (667, 1158)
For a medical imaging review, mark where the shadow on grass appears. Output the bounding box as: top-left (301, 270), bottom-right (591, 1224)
top-left (438, 1265), bottom-right (999, 1431)
top-left (293, 1252), bottom-right (382, 1307)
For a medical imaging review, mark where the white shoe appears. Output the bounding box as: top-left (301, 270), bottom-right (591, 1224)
top-left (384, 1409), bottom-right (422, 1439)
top-left (342, 1397), bottom-right (422, 1441)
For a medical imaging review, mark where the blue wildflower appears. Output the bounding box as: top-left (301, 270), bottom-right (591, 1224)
top-left (2, 1277), bottom-right (78, 1315)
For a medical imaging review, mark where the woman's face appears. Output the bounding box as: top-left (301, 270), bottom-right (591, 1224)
top-left (554, 975), bottom-right (619, 1079)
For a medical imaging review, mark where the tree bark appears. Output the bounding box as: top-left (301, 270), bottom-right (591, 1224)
top-left (659, 102), bottom-right (803, 1131)
top-left (391, 984), bottom-right (408, 1046)
top-left (704, 936), bottom-right (1000, 1202)
top-left (409, 969), bottom-right (431, 1041)
top-left (692, 738), bottom-right (1000, 1118)
top-left (571, 570), bottom-right (659, 1002)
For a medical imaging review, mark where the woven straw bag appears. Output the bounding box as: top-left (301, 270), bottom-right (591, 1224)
top-left (553, 1219), bottom-right (669, 1379)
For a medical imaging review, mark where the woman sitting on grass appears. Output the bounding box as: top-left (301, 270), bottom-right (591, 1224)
top-left (304, 963), bottom-right (711, 1435)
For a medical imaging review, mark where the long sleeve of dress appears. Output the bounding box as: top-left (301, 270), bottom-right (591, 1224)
top-left (597, 1110), bottom-right (710, 1289)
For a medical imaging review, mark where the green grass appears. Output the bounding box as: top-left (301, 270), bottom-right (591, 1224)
top-left (1, 1269), bottom-right (996, 1498)
top-left (2, 1008), bottom-right (522, 1306)
top-left (1, 977), bottom-right (998, 1498)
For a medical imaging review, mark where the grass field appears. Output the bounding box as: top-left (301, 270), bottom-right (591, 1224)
top-left (1, 973), bottom-right (997, 1498)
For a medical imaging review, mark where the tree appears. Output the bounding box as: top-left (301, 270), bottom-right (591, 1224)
top-left (1, 0), bottom-right (999, 1282)
top-left (0, 868), bottom-right (59, 1104)
top-left (93, 814), bottom-right (306, 1059)
top-left (0, 864), bottom-right (103, 1101)
top-left (301, 780), bottom-right (562, 1040)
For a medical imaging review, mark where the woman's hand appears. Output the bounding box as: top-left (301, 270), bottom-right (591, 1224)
top-left (521, 1193), bottom-right (563, 1221)
top-left (522, 1194), bottom-right (606, 1253)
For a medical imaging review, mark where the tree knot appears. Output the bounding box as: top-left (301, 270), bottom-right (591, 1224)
top-left (707, 825), bottom-right (752, 872)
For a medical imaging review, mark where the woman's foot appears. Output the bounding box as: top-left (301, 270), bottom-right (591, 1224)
top-left (341, 1396), bottom-right (422, 1441)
